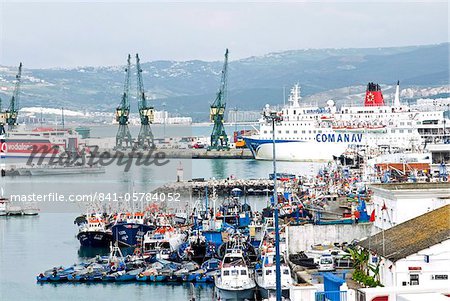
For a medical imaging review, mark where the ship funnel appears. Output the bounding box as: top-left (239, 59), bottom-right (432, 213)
top-left (394, 80), bottom-right (400, 107)
top-left (364, 82), bottom-right (385, 107)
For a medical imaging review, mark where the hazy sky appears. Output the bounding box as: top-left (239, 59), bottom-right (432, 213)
top-left (0, 1), bottom-right (448, 68)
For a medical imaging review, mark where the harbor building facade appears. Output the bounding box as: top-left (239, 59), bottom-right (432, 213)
top-left (367, 183), bottom-right (450, 230)
top-left (358, 205), bottom-right (450, 289)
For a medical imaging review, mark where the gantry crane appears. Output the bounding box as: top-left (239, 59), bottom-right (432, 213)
top-left (136, 54), bottom-right (155, 149)
top-left (5, 62), bottom-right (22, 130)
top-left (209, 49), bottom-right (229, 150)
top-left (115, 55), bottom-right (133, 149)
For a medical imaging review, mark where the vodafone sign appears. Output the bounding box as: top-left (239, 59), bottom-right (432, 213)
top-left (0, 141), bottom-right (7, 153)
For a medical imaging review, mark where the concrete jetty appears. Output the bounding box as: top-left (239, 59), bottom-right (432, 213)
top-left (88, 147), bottom-right (254, 160)
top-left (153, 178), bottom-right (274, 196)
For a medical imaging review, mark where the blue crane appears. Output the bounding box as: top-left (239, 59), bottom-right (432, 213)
top-left (136, 53), bottom-right (155, 149)
top-left (115, 55), bottom-right (133, 149)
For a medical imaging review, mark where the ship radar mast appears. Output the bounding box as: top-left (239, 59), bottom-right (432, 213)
top-left (288, 84), bottom-right (301, 107)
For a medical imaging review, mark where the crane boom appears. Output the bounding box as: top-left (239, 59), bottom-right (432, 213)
top-left (136, 53), bottom-right (154, 149)
top-left (209, 49), bottom-right (229, 150)
top-left (6, 62), bottom-right (22, 129)
top-left (115, 54), bottom-right (133, 149)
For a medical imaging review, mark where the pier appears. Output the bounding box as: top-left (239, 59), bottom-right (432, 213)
top-left (87, 147), bottom-right (254, 160)
top-left (153, 178), bottom-right (274, 196)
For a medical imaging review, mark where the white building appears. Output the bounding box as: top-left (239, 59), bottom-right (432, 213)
top-left (367, 183), bottom-right (450, 230)
top-left (358, 205), bottom-right (450, 290)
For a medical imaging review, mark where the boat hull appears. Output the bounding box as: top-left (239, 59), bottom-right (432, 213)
top-left (257, 286), bottom-right (290, 299)
top-left (243, 138), bottom-right (348, 162)
top-left (77, 231), bottom-right (113, 247)
top-left (112, 223), bottom-right (156, 247)
top-left (215, 286), bottom-right (256, 300)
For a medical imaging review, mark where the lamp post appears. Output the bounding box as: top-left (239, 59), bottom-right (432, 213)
top-left (263, 104), bottom-right (282, 301)
top-left (162, 102), bottom-right (166, 140)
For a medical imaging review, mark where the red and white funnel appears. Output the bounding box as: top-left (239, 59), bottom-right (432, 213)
top-left (364, 82), bottom-right (384, 107)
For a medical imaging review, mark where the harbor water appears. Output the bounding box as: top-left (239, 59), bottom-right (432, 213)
top-left (0, 124), bottom-right (323, 300)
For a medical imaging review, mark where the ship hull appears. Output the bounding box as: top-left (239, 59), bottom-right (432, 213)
top-left (243, 138), bottom-right (348, 161)
top-left (112, 223), bottom-right (156, 247)
top-left (257, 285), bottom-right (290, 299)
top-left (215, 286), bottom-right (256, 300)
top-left (77, 231), bottom-right (113, 247)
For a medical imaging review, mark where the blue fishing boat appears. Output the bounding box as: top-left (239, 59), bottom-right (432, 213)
top-left (112, 212), bottom-right (156, 247)
top-left (114, 268), bottom-right (144, 281)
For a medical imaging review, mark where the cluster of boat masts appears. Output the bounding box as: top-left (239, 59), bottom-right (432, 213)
top-left (36, 164), bottom-right (372, 300)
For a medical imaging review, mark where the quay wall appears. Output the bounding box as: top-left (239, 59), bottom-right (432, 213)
top-left (287, 223), bottom-right (376, 253)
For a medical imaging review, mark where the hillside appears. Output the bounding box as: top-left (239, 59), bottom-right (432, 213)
top-left (0, 43), bottom-right (448, 121)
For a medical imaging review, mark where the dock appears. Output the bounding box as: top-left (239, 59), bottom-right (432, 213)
top-left (153, 178), bottom-right (274, 196)
top-left (88, 147), bottom-right (254, 160)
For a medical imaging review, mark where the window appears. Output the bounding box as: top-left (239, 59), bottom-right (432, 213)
top-left (240, 270), bottom-right (247, 275)
top-left (224, 270), bottom-right (230, 276)
top-left (263, 131), bottom-right (267, 134)
top-left (293, 130), bottom-right (298, 134)
top-left (283, 269), bottom-right (289, 275)
top-left (286, 130), bottom-right (289, 134)
top-left (410, 274), bottom-right (419, 285)
top-left (266, 270), bottom-right (272, 275)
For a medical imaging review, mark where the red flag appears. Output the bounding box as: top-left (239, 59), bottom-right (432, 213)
top-left (369, 209), bottom-right (375, 222)
top-left (381, 202), bottom-right (387, 211)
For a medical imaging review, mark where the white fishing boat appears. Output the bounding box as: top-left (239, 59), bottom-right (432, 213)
top-left (214, 248), bottom-right (256, 300)
top-left (142, 226), bottom-right (186, 260)
top-left (255, 245), bottom-right (292, 299)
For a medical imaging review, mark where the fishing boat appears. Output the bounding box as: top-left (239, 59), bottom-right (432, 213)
top-left (214, 248), bottom-right (256, 300)
top-left (76, 214), bottom-right (113, 247)
top-left (111, 211), bottom-right (156, 247)
top-left (142, 226), bottom-right (186, 260)
top-left (255, 247), bottom-right (292, 299)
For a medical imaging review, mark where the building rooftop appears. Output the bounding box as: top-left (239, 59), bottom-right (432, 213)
top-left (369, 182), bottom-right (450, 191)
top-left (358, 205), bottom-right (450, 262)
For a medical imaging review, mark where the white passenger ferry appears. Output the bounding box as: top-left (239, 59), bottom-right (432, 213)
top-left (244, 82), bottom-right (448, 161)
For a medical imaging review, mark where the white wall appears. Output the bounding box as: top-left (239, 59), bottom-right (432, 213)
top-left (376, 240), bottom-right (450, 288)
top-left (368, 185), bottom-right (450, 230)
top-left (289, 285), bottom-right (317, 301)
top-left (287, 223), bottom-right (375, 253)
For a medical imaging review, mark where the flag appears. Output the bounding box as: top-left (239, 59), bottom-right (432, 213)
top-left (369, 209), bottom-right (375, 222)
top-left (381, 202), bottom-right (387, 211)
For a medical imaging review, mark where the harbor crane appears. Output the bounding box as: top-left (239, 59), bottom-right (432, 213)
top-left (136, 54), bottom-right (155, 149)
top-left (5, 62), bottom-right (22, 130)
top-left (209, 49), bottom-right (229, 150)
top-left (115, 55), bottom-right (133, 149)
top-left (0, 96), bottom-right (5, 135)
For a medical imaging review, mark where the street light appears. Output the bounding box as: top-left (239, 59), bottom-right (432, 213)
top-left (263, 104), bottom-right (283, 301)
top-left (162, 102), bottom-right (166, 140)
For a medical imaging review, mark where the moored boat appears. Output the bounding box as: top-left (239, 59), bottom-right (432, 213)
top-left (214, 248), bottom-right (256, 300)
